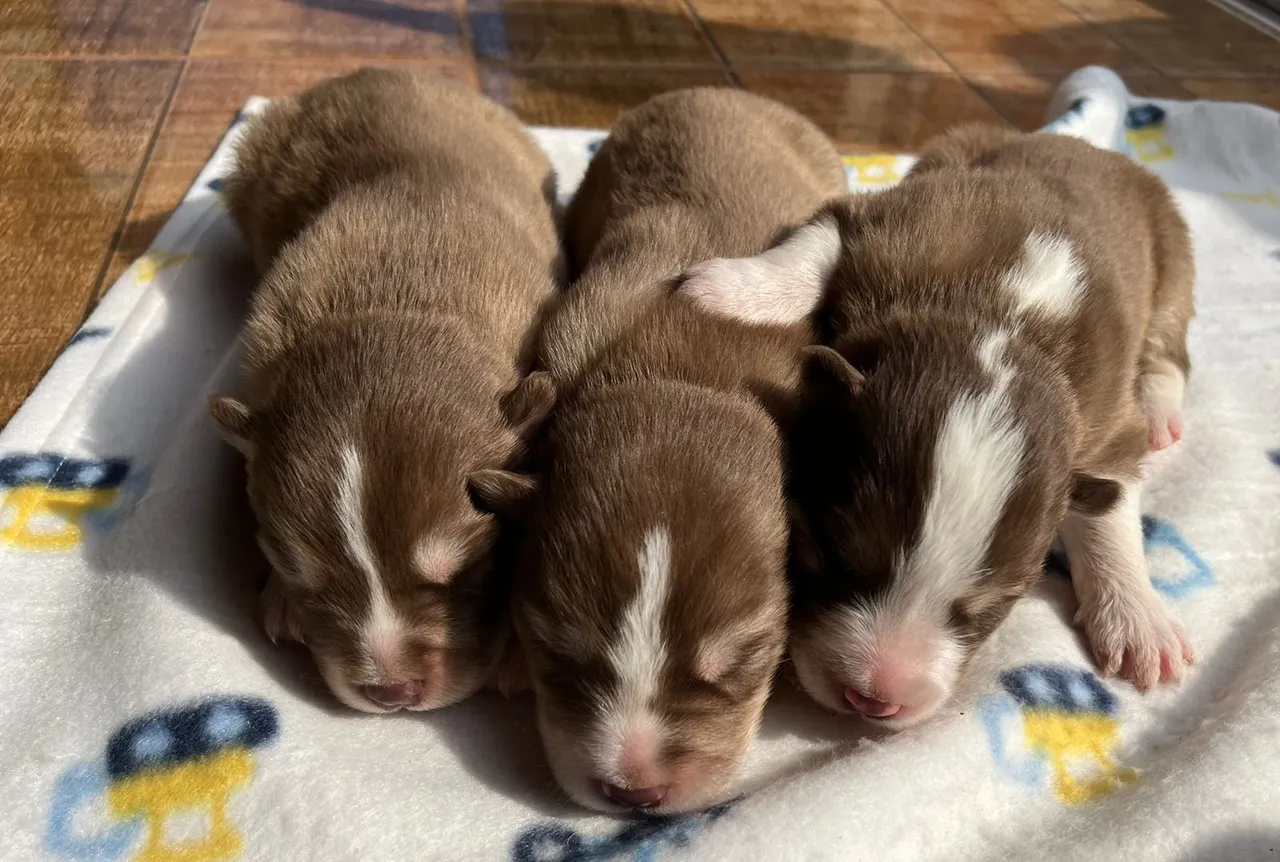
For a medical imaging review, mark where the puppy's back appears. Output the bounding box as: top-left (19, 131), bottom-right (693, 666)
top-left (226, 68), bottom-right (552, 270)
top-left (544, 87), bottom-right (846, 383)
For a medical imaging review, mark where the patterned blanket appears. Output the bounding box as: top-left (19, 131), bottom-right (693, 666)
top-left (2, 67), bottom-right (1278, 861)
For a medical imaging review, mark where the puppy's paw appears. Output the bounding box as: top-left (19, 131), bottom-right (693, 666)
top-left (1076, 587), bottom-right (1193, 690)
top-left (1146, 413), bottom-right (1183, 452)
top-left (487, 642), bottom-right (532, 698)
top-left (1140, 370), bottom-right (1186, 452)
top-left (260, 575), bottom-right (305, 644)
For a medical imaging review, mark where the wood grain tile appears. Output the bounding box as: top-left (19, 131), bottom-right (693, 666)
top-left (193, 0), bottom-right (462, 58)
top-left (884, 0), bottom-right (1150, 75)
top-left (0, 60), bottom-right (178, 425)
top-left (1178, 77), bottom-right (1280, 111)
top-left (479, 64), bottom-right (730, 126)
top-left (968, 71), bottom-right (1190, 130)
top-left (690, 0), bottom-right (947, 71)
top-left (105, 57), bottom-right (477, 290)
top-left (740, 70), bottom-right (1009, 150)
top-left (467, 0), bottom-right (718, 65)
top-left (0, 0), bottom-right (205, 56)
top-left (1068, 0), bottom-right (1280, 77)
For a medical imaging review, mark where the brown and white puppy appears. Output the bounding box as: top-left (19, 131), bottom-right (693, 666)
top-left (209, 69), bottom-right (559, 713)
top-left (507, 89), bottom-right (846, 814)
top-left (679, 124), bottom-right (1196, 729)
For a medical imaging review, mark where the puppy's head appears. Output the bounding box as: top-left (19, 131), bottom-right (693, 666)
top-left (787, 323), bottom-right (1076, 729)
top-left (211, 323), bottom-right (554, 713)
top-left (513, 386), bottom-right (789, 813)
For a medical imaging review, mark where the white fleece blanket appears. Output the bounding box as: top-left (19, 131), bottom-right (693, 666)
top-left (2, 66), bottom-right (1278, 862)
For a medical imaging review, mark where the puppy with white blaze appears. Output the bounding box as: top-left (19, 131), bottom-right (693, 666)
top-left (679, 124), bottom-right (1197, 728)
top-left (209, 70), bottom-right (559, 714)
top-left (508, 89), bottom-right (847, 814)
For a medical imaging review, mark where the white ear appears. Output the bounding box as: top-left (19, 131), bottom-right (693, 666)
top-left (679, 218), bottom-right (842, 326)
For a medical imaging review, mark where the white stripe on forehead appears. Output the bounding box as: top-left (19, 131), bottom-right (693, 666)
top-left (891, 329), bottom-right (1026, 616)
top-left (336, 445), bottom-right (403, 668)
top-left (593, 526), bottom-right (674, 771)
top-left (1001, 232), bottom-right (1083, 319)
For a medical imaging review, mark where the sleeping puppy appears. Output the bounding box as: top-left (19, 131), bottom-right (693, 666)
top-left (506, 89), bottom-right (846, 814)
top-left (210, 69), bottom-right (559, 713)
top-left (679, 124), bottom-right (1195, 728)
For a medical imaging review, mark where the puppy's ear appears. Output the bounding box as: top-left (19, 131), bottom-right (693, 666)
top-left (209, 396), bottom-right (255, 456)
top-left (501, 372), bottom-right (557, 439)
top-left (800, 345), bottom-right (866, 401)
top-left (1068, 472), bottom-right (1121, 515)
top-left (260, 574), bottom-right (305, 645)
top-left (468, 469), bottom-right (538, 519)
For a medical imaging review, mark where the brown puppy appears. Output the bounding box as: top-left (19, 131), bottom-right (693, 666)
top-left (679, 124), bottom-right (1195, 728)
top-left (504, 89), bottom-right (846, 815)
top-left (209, 69), bottom-right (559, 714)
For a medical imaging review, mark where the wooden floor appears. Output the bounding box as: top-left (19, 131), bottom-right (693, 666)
top-left (1, 0), bottom-right (1278, 423)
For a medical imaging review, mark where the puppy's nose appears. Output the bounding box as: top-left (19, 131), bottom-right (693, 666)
top-left (844, 686), bottom-right (902, 718)
top-left (600, 782), bottom-right (668, 809)
top-left (360, 681), bottom-right (424, 708)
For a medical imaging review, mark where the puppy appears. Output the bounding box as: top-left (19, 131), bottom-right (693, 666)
top-left (679, 124), bottom-right (1195, 728)
top-left (505, 89), bottom-right (846, 814)
top-left (209, 69), bottom-right (559, 713)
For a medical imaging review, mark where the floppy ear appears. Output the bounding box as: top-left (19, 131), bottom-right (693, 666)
top-left (501, 372), bottom-right (556, 439)
top-left (209, 396), bottom-right (255, 456)
top-left (467, 469), bottom-right (539, 519)
top-left (679, 217), bottom-right (842, 325)
top-left (1068, 472), bottom-right (1121, 515)
top-left (260, 574), bottom-right (305, 645)
top-left (800, 345), bottom-right (866, 401)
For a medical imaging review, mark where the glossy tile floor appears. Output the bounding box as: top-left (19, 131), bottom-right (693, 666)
top-left (1, 0), bottom-right (1278, 422)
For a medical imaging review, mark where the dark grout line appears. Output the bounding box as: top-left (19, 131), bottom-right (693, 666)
top-left (80, 0), bottom-right (216, 316)
top-left (679, 0), bottom-right (743, 87)
top-left (80, 57), bottom-right (190, 320)
top-left (875, 0), bottom-right (1022, 129)
top-left (478, 59), bottom-right (733, 71)
top-left (0, 53), bottom-right (192, 62)
top-left (451, 0), bottom-right (482, 89)
top-left (1039, 0), bottom-right (1164, 77)
top-left (182, 0), bottom-right (214, 55)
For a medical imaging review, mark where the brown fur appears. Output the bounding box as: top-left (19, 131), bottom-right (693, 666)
top-left (785, 123), bottom-right (1194, 716)
top-left (210, 69), bottom-right (561, 712)
top-left (512, 88), bottom-right (847, 813)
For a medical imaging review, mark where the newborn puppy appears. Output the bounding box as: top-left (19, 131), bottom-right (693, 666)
top-left (210, 69), bottom-right (559, 713)
top-left (680, 124), bottom-right (1195, 728)
top-left (507, 89), bottom-right (846, 814)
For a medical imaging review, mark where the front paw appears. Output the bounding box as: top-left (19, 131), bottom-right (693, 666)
top-left (487, 641), bottom-right (532, 698)
top-left (1076, 588), bottom-right (1193, 690)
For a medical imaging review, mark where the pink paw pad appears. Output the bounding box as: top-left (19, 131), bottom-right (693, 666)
top-left (1147, 415), bottom-right (1183, 452)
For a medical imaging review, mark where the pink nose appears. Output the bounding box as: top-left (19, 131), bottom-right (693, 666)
top-left (845, 686), bottom-right (902, 718)
top-left (360, 681), bottom-right (424, 708)
top-left (600, 782), bottom-right (668, 809)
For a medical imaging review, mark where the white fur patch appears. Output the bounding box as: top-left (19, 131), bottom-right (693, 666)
top-left (1001, 232), bottom-right (1083, 319)
top-left (899, 334), bottom-right (1025, 614)
top-left (681, 218), bottom-right (841, 325)
top-left (336, 445), bottom-right (402, 668)
top-left (976, 328), bottom-right (1013, 386)
top-left (594, 526), bottom-right (674, 776)
top-left (817, 332), bottom-right (1026, 712)
top-left (413, 534), bottom-right (464, 585)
